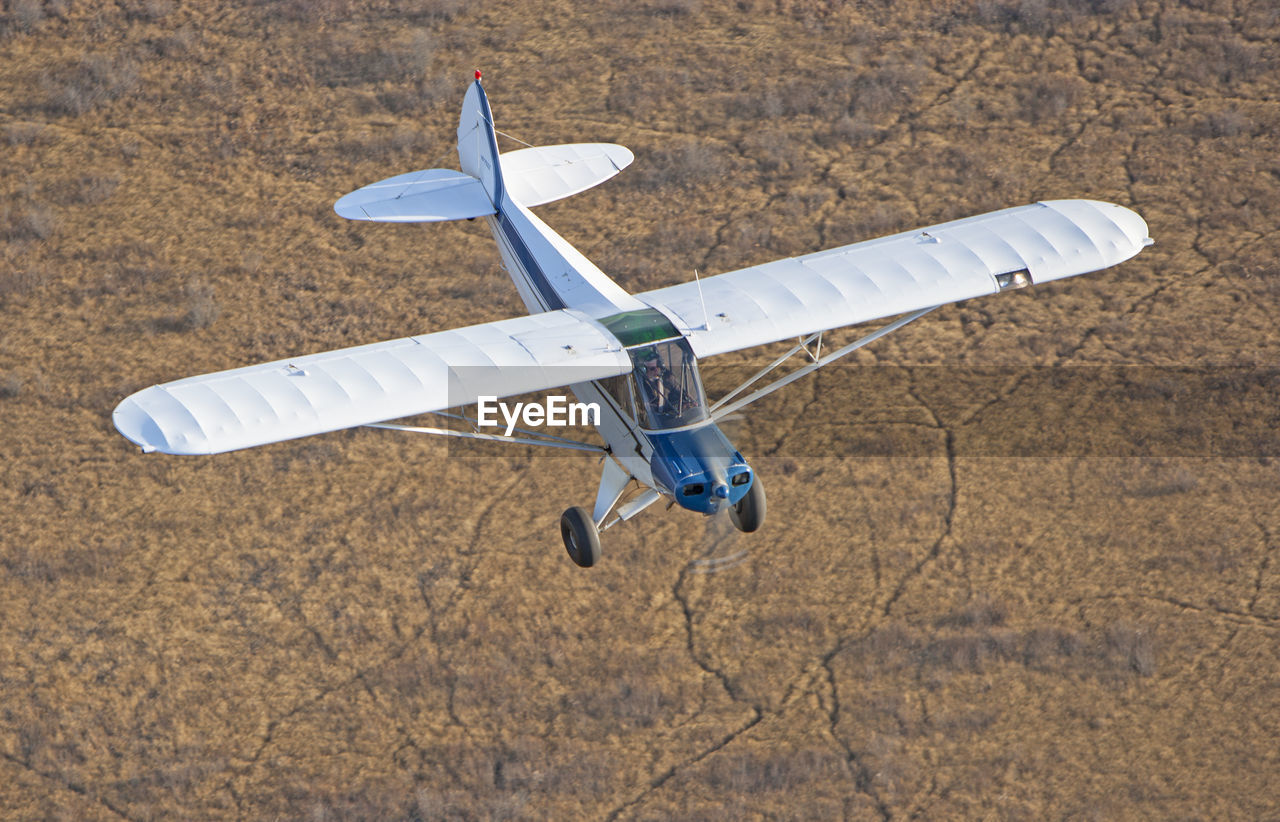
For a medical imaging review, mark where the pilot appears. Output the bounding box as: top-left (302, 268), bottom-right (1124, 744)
top-left (641, 351), bottom-right (670, 412)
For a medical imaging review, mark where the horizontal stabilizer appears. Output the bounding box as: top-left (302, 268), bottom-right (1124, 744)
top-left (499, 143), bottom-right (634, 207)
top-left (334, 168), bottom-right (496, 222)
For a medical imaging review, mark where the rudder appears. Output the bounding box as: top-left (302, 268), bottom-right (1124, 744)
top-left (456, 73), bottom-right (505, 208)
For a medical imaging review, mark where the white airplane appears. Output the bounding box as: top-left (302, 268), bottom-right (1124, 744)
top-left (114, 72), bottom-right (1153, 567)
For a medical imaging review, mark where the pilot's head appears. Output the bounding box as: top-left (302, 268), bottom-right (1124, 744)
top-left (639, 349), bottom-right (661, 377)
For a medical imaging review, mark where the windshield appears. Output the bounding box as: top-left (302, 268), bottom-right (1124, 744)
top-left (629, 338), bottom-right (708, 429)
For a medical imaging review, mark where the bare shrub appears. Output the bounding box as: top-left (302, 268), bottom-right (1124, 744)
top-left (1017, 74), bottom-right (1081, 124)
top-left (627, 142), bottom-right (730, 191)
top-left (1, 538), bottom-right (129, 583)
top-left (538, 751), bottom-right (618, 797)
top-left (850, 61), bottom-right (921, 120)
top-left (746, 609), bottom-right (824, 642)
top-left (76, 173), bottom-right (120, 205)
top-left (1120, 463), bottom-right (1198, 498)
top-left (1175, 36), bottom-right (1270, 86)
top-left (741, 128), bottom-right (793, 175)
top-left (4, 122), bottom-right (45, 145)
top-left (340, 126), bottom-right (434, 163)
top-left (846, 615), bottom-right (1152, 682)
top-left (255, 0), bottom-right (349, 22)
top-left (9, 0), bottom-right (44, 32)
top-left (42, 53), bottom-right (140, 117)
top-left (1201, 108), bottom-right (1254, 138)
top-left (93, 252), bottom-right (172, 297)
top-left (973, 0), bottom-right (1105, 35)
top-left (172, 279), bottom-right (219, 331)
top-left (937, 708), bottom-right (999, 733)
top-left (313, 28), bottom-right (434, 88)
top-left (724, 88), bottom-right (784, 121)
top-left (935, 597), bottom-right (1009, 629)
top-left (48, 173), bottom-right (119, 205)
top-left (418, 0), bottom-right (465, 19)
top-left (0, 201), bottom-right (56, 241)
top-left (1021, 626), bottom-right (1082, 668)
top-left (920, 631), bottom-right (1020, 673)
top-left (717, 213), bottom-right (775, 261)
top-left (122, 0), bottom-right (173, 21)
top-left (0, 257), bottom-right (47, 301)
top-left (827, 203), bottom-right (909, 242)
top-left (273, 441), bottom-right (343, 472)
top-left (705, 747), bottom-right (846, 793)
top-left (828, 114), bottom-right (881, 146)
top-left (14, 715), bottom-right (48, 764)
top-left (1012, 0), bottom-right (1051, 35)
top-left (378, 651), bottom-right (437, 698)
top-left (154, 25), bottom-right (195, 58)
top-left (606, 63), bottom-right (693, 121)
top-left (1210, 39), bottom-right (1268, 84)
top-left (0, 373), bottom-right (21, 399)
top-left (378, 71), bottom-right (461, 115)
top-left (575, 671), bottom-right (673, 729)
top-left (261, 0), bottom-right (462, 23)
top-left (1105, 622), bottom-right (1155, 676)
top-left (642, 0), bottom-right (701, 16)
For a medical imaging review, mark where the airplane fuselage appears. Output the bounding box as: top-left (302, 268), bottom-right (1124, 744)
top-left (483, 201), bottom-right (752, 514)
top-left (458, 75), bottom-right (751, 515)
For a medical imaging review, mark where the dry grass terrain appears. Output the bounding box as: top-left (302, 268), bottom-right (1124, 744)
top-left (3, 0), bottom-right (1279, 818)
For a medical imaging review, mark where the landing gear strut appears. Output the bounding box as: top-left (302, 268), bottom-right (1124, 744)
top-left (729, 474), bottom-right (766, 533)
top-left (560, 506), bottom-right (601, 567)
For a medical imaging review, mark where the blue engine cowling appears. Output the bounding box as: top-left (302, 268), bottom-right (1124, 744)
top-left (646, 423), bottom-right (753, 514)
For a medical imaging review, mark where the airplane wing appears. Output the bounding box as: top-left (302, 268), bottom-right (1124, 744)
top-left (636, 199), bottom-right (1152, 358)
top-left (114, 310), bottom-right (633, 455)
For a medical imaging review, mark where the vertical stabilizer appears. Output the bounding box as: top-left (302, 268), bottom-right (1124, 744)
top-left (457, 72), bottom-right (505, 208)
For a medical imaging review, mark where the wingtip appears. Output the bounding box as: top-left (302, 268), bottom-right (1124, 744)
top-left (113, 388), bottom-right (204, 456)
top-left (113, 394), bottom-right (167, 454)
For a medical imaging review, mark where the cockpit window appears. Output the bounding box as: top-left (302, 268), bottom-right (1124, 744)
top-left (630, 338), bottom-right (708, 429)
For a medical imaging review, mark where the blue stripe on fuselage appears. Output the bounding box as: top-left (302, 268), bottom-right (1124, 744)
top-left (497, 210), bottom-right (567, 311)
top-left (475, 82), bottom-right (565, 310)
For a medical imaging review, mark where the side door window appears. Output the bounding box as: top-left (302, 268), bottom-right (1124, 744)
top-left (597, 374), bottom-right (636, 420)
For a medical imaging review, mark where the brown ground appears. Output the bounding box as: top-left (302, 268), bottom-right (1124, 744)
top-left (3, 0), bottom-right (1279, 819)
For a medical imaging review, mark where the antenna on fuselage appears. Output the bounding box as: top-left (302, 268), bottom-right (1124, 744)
top-left (694, 269), bottom-right (709, 331)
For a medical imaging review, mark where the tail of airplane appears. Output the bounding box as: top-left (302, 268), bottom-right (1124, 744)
top-left (334, 72), bottom-right (633, 223)
top-left (456, 71), bottom-right (506, 208)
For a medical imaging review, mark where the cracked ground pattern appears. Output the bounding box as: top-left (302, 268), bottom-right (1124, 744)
top-left (2, 0), bottom-right (1279, 818)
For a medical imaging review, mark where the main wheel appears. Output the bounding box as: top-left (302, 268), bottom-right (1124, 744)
top-left (728, 474), bottom-right (766, 533)
top-left (560, 506), bottom-right (601, 568)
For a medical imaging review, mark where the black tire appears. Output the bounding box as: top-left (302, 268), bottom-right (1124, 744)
top-left (560, 506), bottom-right (602, 568)
top-left (728, 474), bottom-right (766, 533)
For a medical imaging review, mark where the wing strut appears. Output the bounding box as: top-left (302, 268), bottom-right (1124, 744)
top-left (594, 456), bottom-right (631, 525)
top-left (709, 306), bottom-right (938, 422)
top-left (710, 330), bottom-right (825, 413)
top-left (366, 422), bottom-right (605, 453)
